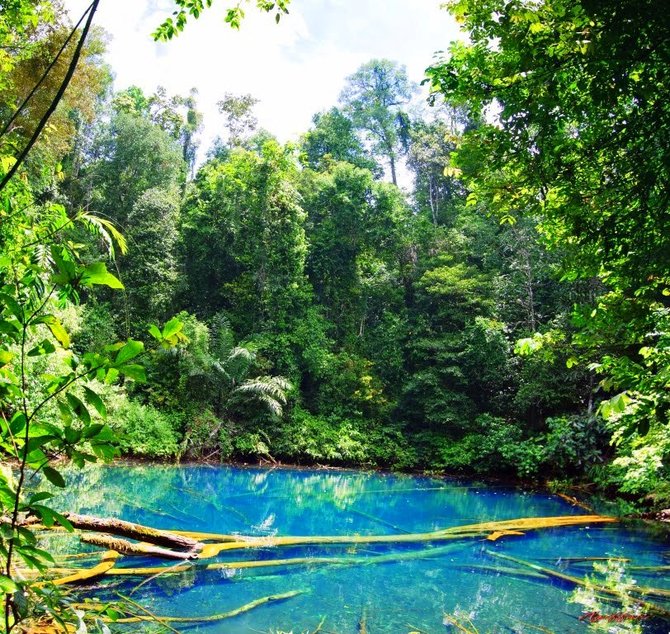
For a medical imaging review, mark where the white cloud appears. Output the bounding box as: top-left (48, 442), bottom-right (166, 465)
top-left (63, 0), bottom-right (462, 163)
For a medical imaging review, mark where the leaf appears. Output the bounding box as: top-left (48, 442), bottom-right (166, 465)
top-left (66, 393), bottom-right (91, 424)
top-left (80, 262), bottom-right (124, 289)
top-left (148, 324), bottom-right (162, 341)
top-left (27, 339), bottom-right (56, 357)
top-left (0, 319), bottom-right (20, 336)
top-left (0, 293), bottom-right (24, 323)
top-left (35, 315), bottom-right (70, 348)
top-left (25, 435), bottom-right (57, 454)
top-left (119, 364), bottom-right (146, 382)
top-left (0, 575), bottom-right (18, 594)
top-left (46, 319), bottom-right (70, 348)
top-left (0, 350), bottom-right (13, 366)
top-left (9, 413), bottom-right (26, 435)
top-left (115, 339), bottom-right (144, 365)
top-left (638, 418), bottom-right (650, 437)
top-left (161, 317), bottom-right (183, 339)
top-left (28, 491), bottom-right (53, 504)
top-left (42, 466), bottom-right (65, 488)
top-left (83, 386), bottom-right (107, 418)
top-left (82, 423), bottom-right (105, 439)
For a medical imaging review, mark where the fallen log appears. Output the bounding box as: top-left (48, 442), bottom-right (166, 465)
top-left (80, 535), bottom-right (200, 560)
top-left (36, 550), bottom-right (119, 587)
top-left (63, 513), bottom-right (203, 553)
top-left (485, 550), bottom-right (670, 618)
top-left (193, 514), bottom-right (617, 558)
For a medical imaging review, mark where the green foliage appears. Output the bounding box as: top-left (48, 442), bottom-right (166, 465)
top-left (89, 110), bottom-right (186, 227)
top-left (153, 0), bottom-right (291, 40)
top-left (340, 59), bottom-right (416, 185)
top-left (427, 0), bottom-right (670, 500)
top-left (570, 560), bottom-right (648, 632)
top-left (109, 400), bottom-right (181, 458)
top-left (123, 187), bottom-right (181, 329)
top-left (299, 107), bottom-right (380, 175)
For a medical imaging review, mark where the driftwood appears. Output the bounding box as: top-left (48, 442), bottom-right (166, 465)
top-left (109, 590), bottom-right (305, 624)
top-left (35, 550), bottom-right (119, 587)
top-left (80, 535), bottom-right (199, 560)
top-left (63, 512), bottom-right (203, 554)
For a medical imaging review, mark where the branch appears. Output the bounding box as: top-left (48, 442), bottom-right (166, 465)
top-left (0, 0), bottom-right (101, 193)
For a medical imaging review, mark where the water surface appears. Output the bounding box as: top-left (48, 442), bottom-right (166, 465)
top-left (55, 465), bottom-right (670, 633)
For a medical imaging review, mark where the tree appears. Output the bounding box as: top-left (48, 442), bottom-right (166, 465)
top-left (217, 92), bottom-right (259, 148)
top-left (88, 109), bottom-right (186, 227)
top-left (0, 171), bottom-right (163, 630)
top-left (426, 0), bottom-right (670, 500)
top-left (407, 118), bottom-right (463, 225)
top-left (122, 187), bottom-right (181, 330)
top-left (340, 59), bottom-right (415, 186)
top-left (299, 107), bottom-right (380, 175)
top-left (114, 85), bottom-right (202, 176)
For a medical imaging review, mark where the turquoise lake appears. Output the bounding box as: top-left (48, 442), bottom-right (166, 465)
top-left (55, 465), bottom-right (670, 633)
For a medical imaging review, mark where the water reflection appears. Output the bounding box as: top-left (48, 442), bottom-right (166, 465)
top-left (48, 464), bottom-right (670, 633)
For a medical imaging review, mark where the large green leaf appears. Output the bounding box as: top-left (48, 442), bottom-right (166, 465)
top-left (80, 262), bottom-right (124, 289)
top-left (115, 339), bottom-right (144, 365)
top-left (42, 466), bottom-right (65, 488)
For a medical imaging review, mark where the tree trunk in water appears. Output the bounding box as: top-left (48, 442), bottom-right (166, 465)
top-left (62, 513), bottom-right (203, 553)
top-left (80, 535), bottom-right (200, 560)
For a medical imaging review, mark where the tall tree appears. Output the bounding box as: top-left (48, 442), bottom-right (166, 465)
top-left (217, 92), bottom-right (259, 148)
top-left (339, 59), bottom-right (415, 186)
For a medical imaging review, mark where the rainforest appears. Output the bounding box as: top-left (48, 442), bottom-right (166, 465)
top-left (0, 0), bottom-right (669, 631)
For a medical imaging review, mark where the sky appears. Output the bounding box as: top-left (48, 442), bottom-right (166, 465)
top-left (62, 0), bottom-right (462, 165)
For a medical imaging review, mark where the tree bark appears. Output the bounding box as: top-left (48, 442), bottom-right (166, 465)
top-left (80, 535), bottom-right (200, 560)
top-left (63, 512), bottom-right (203, 553)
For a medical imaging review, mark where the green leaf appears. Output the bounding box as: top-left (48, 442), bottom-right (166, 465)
top-left (25, 435), bottom-right (57, 454)
top-left (162, 317), bottom-right (183, 339)
top-left (32, 505), bottom-right (73, 532)
top-left (82, 423), bottom-right (105, 439)
top-left (0, 350), bottom-right (13, 366)
top-left (104, 368), bottom-right (119, 384)
top-left (115, 340), bottom-right (144, 365)
top-left (0, 575), bottom-right (18, 594)
top-left (80, 262), bottom-right (124, 290)
top-left (0, 293), bottom-right (23, 323)
top-left (66, 393), bottom-right (91, 424)
top-left (83, 386), bottom-right (107, 419)
top-left (9, 413), bottom-right (26, 436)
top-left (148, 324), bottom-right (162, 341)
top-left (28, 491), bottom-right (53, 504)
top-left (119, 364), bottom-right (146, 382)
top-left (27, 339), bottom-right (56, 357)
top-left (35, 315), bottom-right (70, 348)
top-left (47, 320), bottom-right (70, 349)
top-left (42, 466), bottom-right (65, 488)
top-left (0, 320), bottom-right (20, 336)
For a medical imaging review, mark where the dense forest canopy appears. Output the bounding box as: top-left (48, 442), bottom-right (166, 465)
top-left (0, 0), bottom-right (669, 629)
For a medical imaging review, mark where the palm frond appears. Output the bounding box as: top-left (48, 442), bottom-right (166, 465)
top-left (232, 375), bottom-right (292, 416)
top-left (77, 211), bottom-right (128, 258)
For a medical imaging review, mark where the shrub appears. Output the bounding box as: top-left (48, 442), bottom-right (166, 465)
top-left (110, 400), bottom-right (181, 458)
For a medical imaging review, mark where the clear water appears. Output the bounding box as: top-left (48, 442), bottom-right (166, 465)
top-left (54, 464), bottom-right (670, 633)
